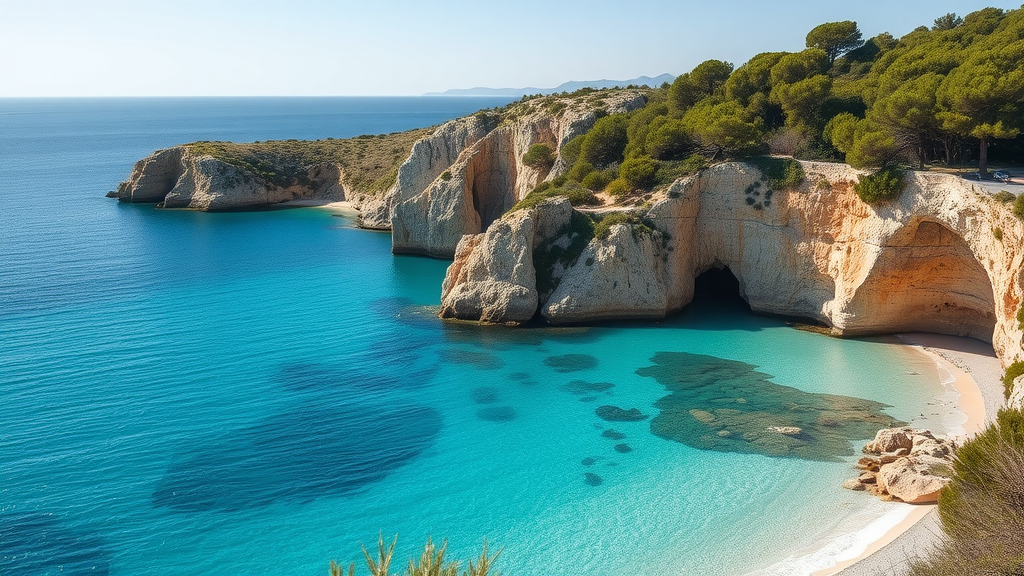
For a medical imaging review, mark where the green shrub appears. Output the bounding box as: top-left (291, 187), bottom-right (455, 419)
top-left (606, 178), bottom-right (632, 197)
top-left (559, 135), bottom-right (585, 165)
top-left (592, 211), bottom-right (655, 239)
top-left (440, 170), bottom-right (452, 181)
top-left (646, 118), bottom-right (693, 160)
top-left (1018, 304), bottom-right (1024, 331)
top-left (854, 167), bottom-right (906, 203)
top-left (619, 156), bottom-right (660, 188)
top-left (567, 160), bottom-right (595, 182)
top-left (580, 115), bottom-right (629, 166)
top-left (522, 143), bottom-right (555, 171)
top-left (994, 227), bottom-right (1003, 241)
top-left (1014, 194), bottom-right (1024, 220)
top-left (512, 181), bottom-right (600, 211)
top-left (743, 156), bottom-right (806, 190)
top-left (910, 409), bottom-right (1024, 576)
top-left (993, 190), bottom-right (1015, 203)
top-left (581, 169), bottom-right (615, 192)
top-left (1004, 361), bottom-right (1024, 400)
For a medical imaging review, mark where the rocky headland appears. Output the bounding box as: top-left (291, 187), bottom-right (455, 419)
top-left (113, 90), bottom-right (1024, 381)
top-left (440, 161), bottom-right (1024, 372)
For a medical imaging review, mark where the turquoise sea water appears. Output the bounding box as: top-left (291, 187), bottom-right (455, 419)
top-left (1, 98), bottom-right (957, 576)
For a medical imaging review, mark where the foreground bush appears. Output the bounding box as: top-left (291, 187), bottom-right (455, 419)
top-left (330, 535), bottom-right (500, 576)
top-left (854, 166), bottom-right (906, 203)
top-left (909, 409), bottom-right (1024, 576)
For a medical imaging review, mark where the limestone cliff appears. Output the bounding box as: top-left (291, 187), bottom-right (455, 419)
top-left (113, 90), bottom-right (646, 247)
top-left (117, 146), bottom-right (355, 211)
top-left (440, 161), bottom-right (1024, 368)
top-left (390, 91), bottom-right (647, 257)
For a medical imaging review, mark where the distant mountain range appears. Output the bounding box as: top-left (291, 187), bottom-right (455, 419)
top-left (425, 74), bottom-right (676, 97)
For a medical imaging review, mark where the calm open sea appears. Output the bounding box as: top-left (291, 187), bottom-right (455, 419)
top-left (0, 97), bottom-right (960, 576)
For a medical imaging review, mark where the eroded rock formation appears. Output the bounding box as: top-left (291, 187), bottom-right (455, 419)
top-left (441, 162), bottom-right (1024, 368)
top-left (390, 91), bottom-right (647, 257)
top-left (845, 427), bottom-right (955, 504)
top-left (115, 147), bottom-right (348, 211)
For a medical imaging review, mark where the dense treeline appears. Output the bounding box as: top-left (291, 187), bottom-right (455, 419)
top-left (543, 6), bottom-right (1023, 203)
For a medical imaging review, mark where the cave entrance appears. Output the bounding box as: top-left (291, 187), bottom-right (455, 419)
top-left (691, 266), bottom-right (752, 313)
top-left (843, 219), bottom-right (996, 342)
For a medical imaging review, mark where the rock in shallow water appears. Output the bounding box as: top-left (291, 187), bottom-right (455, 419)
top-left (636, 352), bottom-right (904, 461)
top-left (595, 405), bottom-right (648, 422)
top-left (584, 472), bottom-right (603, 486)
top-left (601, 429), bottom-right (627, 440)
top-left (613, 443), bottom-right (632, 453)
top-left (544, 354), bottom-right (599, 373)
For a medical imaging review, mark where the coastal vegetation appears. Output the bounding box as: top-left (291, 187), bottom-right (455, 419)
top-left (540, 6), bottom-right (1022, 204)
top-left (187, 127), bottom-right (432, 194)
top-left (329, 535), bottom-right (500, 576)
top-left (910, 408), bottom-right (1024, 575)
top-left (1003, 361), bottom-right (1024, 399)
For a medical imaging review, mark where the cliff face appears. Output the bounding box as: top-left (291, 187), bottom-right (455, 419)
top-left (113, 91), bottom-right (647, 243)
top-left (115, 147), bottom-right (347, 210)
top-left (441, 162), bottom-right (1024, 367)
top-left (390, 91), bottom-right (647, 257)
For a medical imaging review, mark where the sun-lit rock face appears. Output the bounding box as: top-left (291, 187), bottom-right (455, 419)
top-left (390, 91), bottom-right (648, 258)
top-left (440, 161), bottom-right (1024, 369)
top-left (115, 146), bottom-right (347, 210)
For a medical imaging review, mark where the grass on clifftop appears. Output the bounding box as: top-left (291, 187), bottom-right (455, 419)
top-left (187, 127), bottom-right (433, 193)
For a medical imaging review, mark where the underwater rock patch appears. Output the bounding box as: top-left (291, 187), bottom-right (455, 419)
top-left (614, 443), bottom-right (633, 453)
top-left (560, 380), bottom-right (615, 395)
top-left (544, 354), bottom-right (599, 373)
top-left (584, 472), bottom-right (603, 486)
top-left (508, 372), bottom-right (531, 380)
top-left (152, 403), bottom-right (442, 512)
top-left (636, 352), bottom-right (904, 461)
top-left (581, 457), bottom-right (600, 466)
top-left (579, 396), bottom-right (598, 402)
top-left (595, 405), bottom-right (649, 422)
top-left (477, 406), bottom-right (516, 422)
top-left (441, 349), bottom-right (505, 370)
top-left (602, 429), bottom-right (627, 440)
top-left (471, 387), bottom-right (500, 404)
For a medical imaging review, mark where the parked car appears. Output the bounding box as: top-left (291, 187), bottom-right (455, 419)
top-left (993, 170), bottom-right (1011, 182)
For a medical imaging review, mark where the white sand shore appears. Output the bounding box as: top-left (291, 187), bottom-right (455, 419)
top-left (821, 333), bottom-right (1004, 576)
top-left (281, 199), bottom-right (360, 216)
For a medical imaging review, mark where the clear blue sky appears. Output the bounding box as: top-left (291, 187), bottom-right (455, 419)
top-left (0, 0), bottom-right (1015, 96)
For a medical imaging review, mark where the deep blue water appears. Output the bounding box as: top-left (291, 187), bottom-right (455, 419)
top-left (0, 98), bottom-right (959, 576)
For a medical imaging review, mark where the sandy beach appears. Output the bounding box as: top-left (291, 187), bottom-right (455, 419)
top-left (819, 333), bottom-right (1004, 576)
top-left (281, 199), bottom-right (360, 216)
